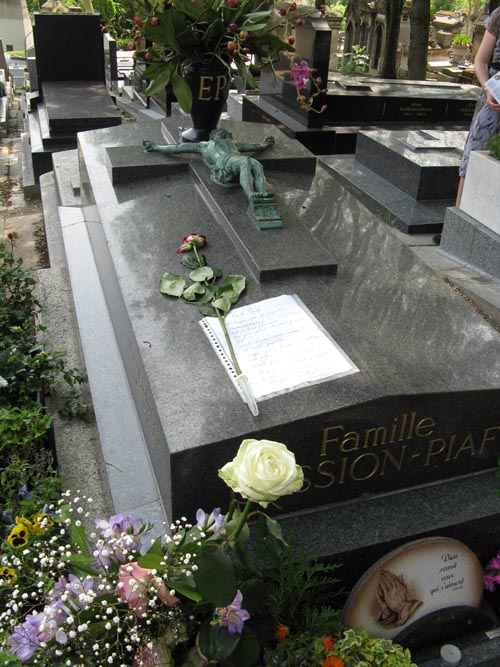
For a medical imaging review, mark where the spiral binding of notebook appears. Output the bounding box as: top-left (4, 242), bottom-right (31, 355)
top-left (200, 318), bottom-right (245, 400)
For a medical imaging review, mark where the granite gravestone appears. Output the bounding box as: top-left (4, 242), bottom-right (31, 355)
top-left (57, 118), bottom-right (500, 592)
top-left (319, 129), bottom-right (468, 233)
top-left (243, 20), bottom-right (479, 154)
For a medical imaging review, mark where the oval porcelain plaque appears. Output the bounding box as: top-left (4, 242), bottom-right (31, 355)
top-left (343, 537), bottom-right (484, 639)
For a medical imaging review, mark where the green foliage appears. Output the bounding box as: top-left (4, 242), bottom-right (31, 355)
top-left (332, 628), bottom-right (417, 667)
top-left (451, 33), bottom-right (470, 45)
top-left (338, 45), bottom-right (369, 75)
top-left (487, 133), bottom-right (500, 160)
top-left (0, 235), bottom-right (87, 535)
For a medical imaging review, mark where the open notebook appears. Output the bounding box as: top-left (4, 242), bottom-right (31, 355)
top-left (200, 294), bottom-right (359, 404)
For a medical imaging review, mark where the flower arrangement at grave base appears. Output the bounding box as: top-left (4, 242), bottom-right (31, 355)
top-left (114, 0), bottom-right (316, 112)
top-left (0, 438), bottom-right (416, 667)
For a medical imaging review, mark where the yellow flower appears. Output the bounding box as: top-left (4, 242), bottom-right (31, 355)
top-left (7, 523), bottom-right (30, 549)
top-left (15, 516), bottom-right (33, 531)
top-left (31, 513), bottom-right (54, 534)
top-left (0, 566), bottom-right (17, 584)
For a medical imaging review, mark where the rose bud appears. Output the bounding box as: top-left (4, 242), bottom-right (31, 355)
top-left (290, 2), bottom-right (297, 9)
top-left (134, 14), bottom-right (142, 25)
top-left (229, 22), bottom-right (238, 32)
top-left (296, 17), bottom-right (304, 25)
top-left (151, 16), bottom-right (159, 25)
top-left (288, 36), bottom-right (295, 44)
top-left (144, 52), bottom-right (153, 61)
top-left (239, 30), bottom-right (249, 40)
top-left (7, 232), bottom-right (13, 239)
top-left (279, 8), bottom-right (287, 15)
top-left (228, 0), bottom-right (238, 6)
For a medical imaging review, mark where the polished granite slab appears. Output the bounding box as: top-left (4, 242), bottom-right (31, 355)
top-left (354, 129), bottom-right (466, 200)
top-left (74, 119), bottom-right (500, 529)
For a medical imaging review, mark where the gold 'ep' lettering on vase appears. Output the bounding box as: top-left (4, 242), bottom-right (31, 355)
top-left (299, 412), bottom-right (500, 493)
top-left (197, 74), bottom-right (229, 101)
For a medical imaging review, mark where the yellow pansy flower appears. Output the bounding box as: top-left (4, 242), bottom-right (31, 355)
top-left (7, 523), bottom-right (30, 549)
top-left (0, 566), bottom-right (17, 584)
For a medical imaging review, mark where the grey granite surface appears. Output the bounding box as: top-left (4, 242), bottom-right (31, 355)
top-left (441, 207), bottom-right (500, 280)
top-left (42, 81), bottom-right (122, 127)
top-left (354, 130), bottom-right (465, 200)
top-left (74, 119), bottom-right (500, 524)
top-left (319, 154), bottom-right (453, 233)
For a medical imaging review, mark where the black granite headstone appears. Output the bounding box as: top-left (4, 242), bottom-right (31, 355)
top-left (33, 13), bottom-right (104, 83)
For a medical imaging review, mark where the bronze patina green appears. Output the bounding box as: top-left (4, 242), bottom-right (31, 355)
top-left (143, 128), bottom-right (282, 229)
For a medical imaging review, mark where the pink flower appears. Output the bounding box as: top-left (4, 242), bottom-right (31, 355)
top-left (484, 574), bottom-right (499, 592)
top-left (176, 233), bottom-right (206, 254)
top-left (116, 562), bottom-right (178, 618)
top-left (150, 16), bottom-right (159, 26)
top-left (487, 552), bottom-right (500, 571)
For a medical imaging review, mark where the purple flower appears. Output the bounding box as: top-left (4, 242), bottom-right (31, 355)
top-left (487, 552), bottom-right (500, 571)
top-left (290, 60), bottom-right (311, 91)
top-left (195, 508), bottom-right (225, 534)
top-left (213, 590), bottom-right (250, 635)
top-left (8, 615), bottom-right (44, 661)
top-left (49, 574), bottom-right (95, 611)
top-left (19, 485), bottom-right (32, 500)
top-left (485, 574), bottom-right (498, 592)
top-left (95, 513), bottom-right (143, 538)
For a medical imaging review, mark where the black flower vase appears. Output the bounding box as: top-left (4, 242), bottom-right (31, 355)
top-left (181, 60), bottom-right (231, 142)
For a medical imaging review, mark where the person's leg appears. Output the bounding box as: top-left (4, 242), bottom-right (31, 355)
top-left (249, 159), bottom-right (266, 194)
top-left (238, 159), bottom-right (254, 201)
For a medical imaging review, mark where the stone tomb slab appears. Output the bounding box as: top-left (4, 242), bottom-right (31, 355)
top-left (354, 129), bottom-right (467, 200)
top-left (74, 119), bottom-right (500, 530)
top-left (107, 119), bottom-right (336, 280)
top-left (42, 81), bottom-right (122, 134)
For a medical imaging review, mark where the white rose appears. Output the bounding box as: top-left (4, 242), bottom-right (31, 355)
top-left (218, 439), bottom-right (304, 507)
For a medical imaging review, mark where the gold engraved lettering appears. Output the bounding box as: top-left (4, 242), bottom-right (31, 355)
top-left (453, 432), bottom-right (475, 459)
top-left (314, 460), bottom-right (335, 488)
top-left (479, 426), bottom-right (500, 454)
top-left (338, 456), bottom-right (348, 484)
top-left (299, 465), bottom-right (312, 493)
top-left (424, 438), bottom-right (446, 465)
top-left (380, 445), bottom-right (407, 475)
top-left (342, 430), bottom-right (360, 452)
top-left (415, 416), bottom-right (435, 438)
top-left (362, 426), bottom-right (387, 449)
top-left (320, 425), bottom-right (343, 456)
top-left (198, 76), bottom-right (213, 101)
top-left (445, 434), bottom-right (456, 461)
top-left (214, 74), bottom-right (228, 100)
top-left (350, 453), bottom-right (379, 481)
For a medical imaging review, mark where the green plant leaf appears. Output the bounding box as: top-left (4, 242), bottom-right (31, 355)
top-left (198, 622), bottom-right (241, 662)
top-left (160, 272), bottom-right (186, 297)
top-left (145, 61), bottom-right (176, 97)
top-left (68, 554), bottom-right (100, 576)
top-left (212, 294), bottom-right (232, 313)
top-left (220, 626), bottom-right (261, 667)
top-left (193, 547), bottom-right (237, 606)
top-left (137, 537), bottom-right (165, 569)
top-left (172, 70), bottom-right (193, 113)
top-left (169, 572), bottom-right (203, 602)
top-left (183, 283), bottom-right (205, 301)
top-left (189, 267), bottom-right (214, 282)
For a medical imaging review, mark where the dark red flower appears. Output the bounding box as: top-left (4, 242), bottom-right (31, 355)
top-left (150, 16), bottom-right (160, 26)
top-left (176, 234), bottom-right (206, 254)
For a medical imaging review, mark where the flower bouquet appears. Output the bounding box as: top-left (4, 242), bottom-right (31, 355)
top-left (0, 438), bottom-right (417, 667)
top-left (118, 0), bottom-right (315, 112)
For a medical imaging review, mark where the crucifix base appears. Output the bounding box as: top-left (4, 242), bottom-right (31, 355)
top-left (247, 193), bottom-right (283, 229)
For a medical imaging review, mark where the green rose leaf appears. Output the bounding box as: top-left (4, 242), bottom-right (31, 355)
top-left (168, 572), bottom-right (202, 602)
top-left (199, 304), bottom-right (217, 317)
top-left (198, 622), bottom-right (240, 662)
top-left (183, 282), bottom-right (205, 301)
top-left (137, 537), bottom-right (164, 569)
top-left (189, 267), bottom-right (214, 282)
top-left (160, 272), bottom-right (186, 297)
top-left (212, 294), bottom-right (232, 314)
top-left (180, 253), bottom-right (205, 269)
top-left (193, 547), bottom-right (237, 606)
